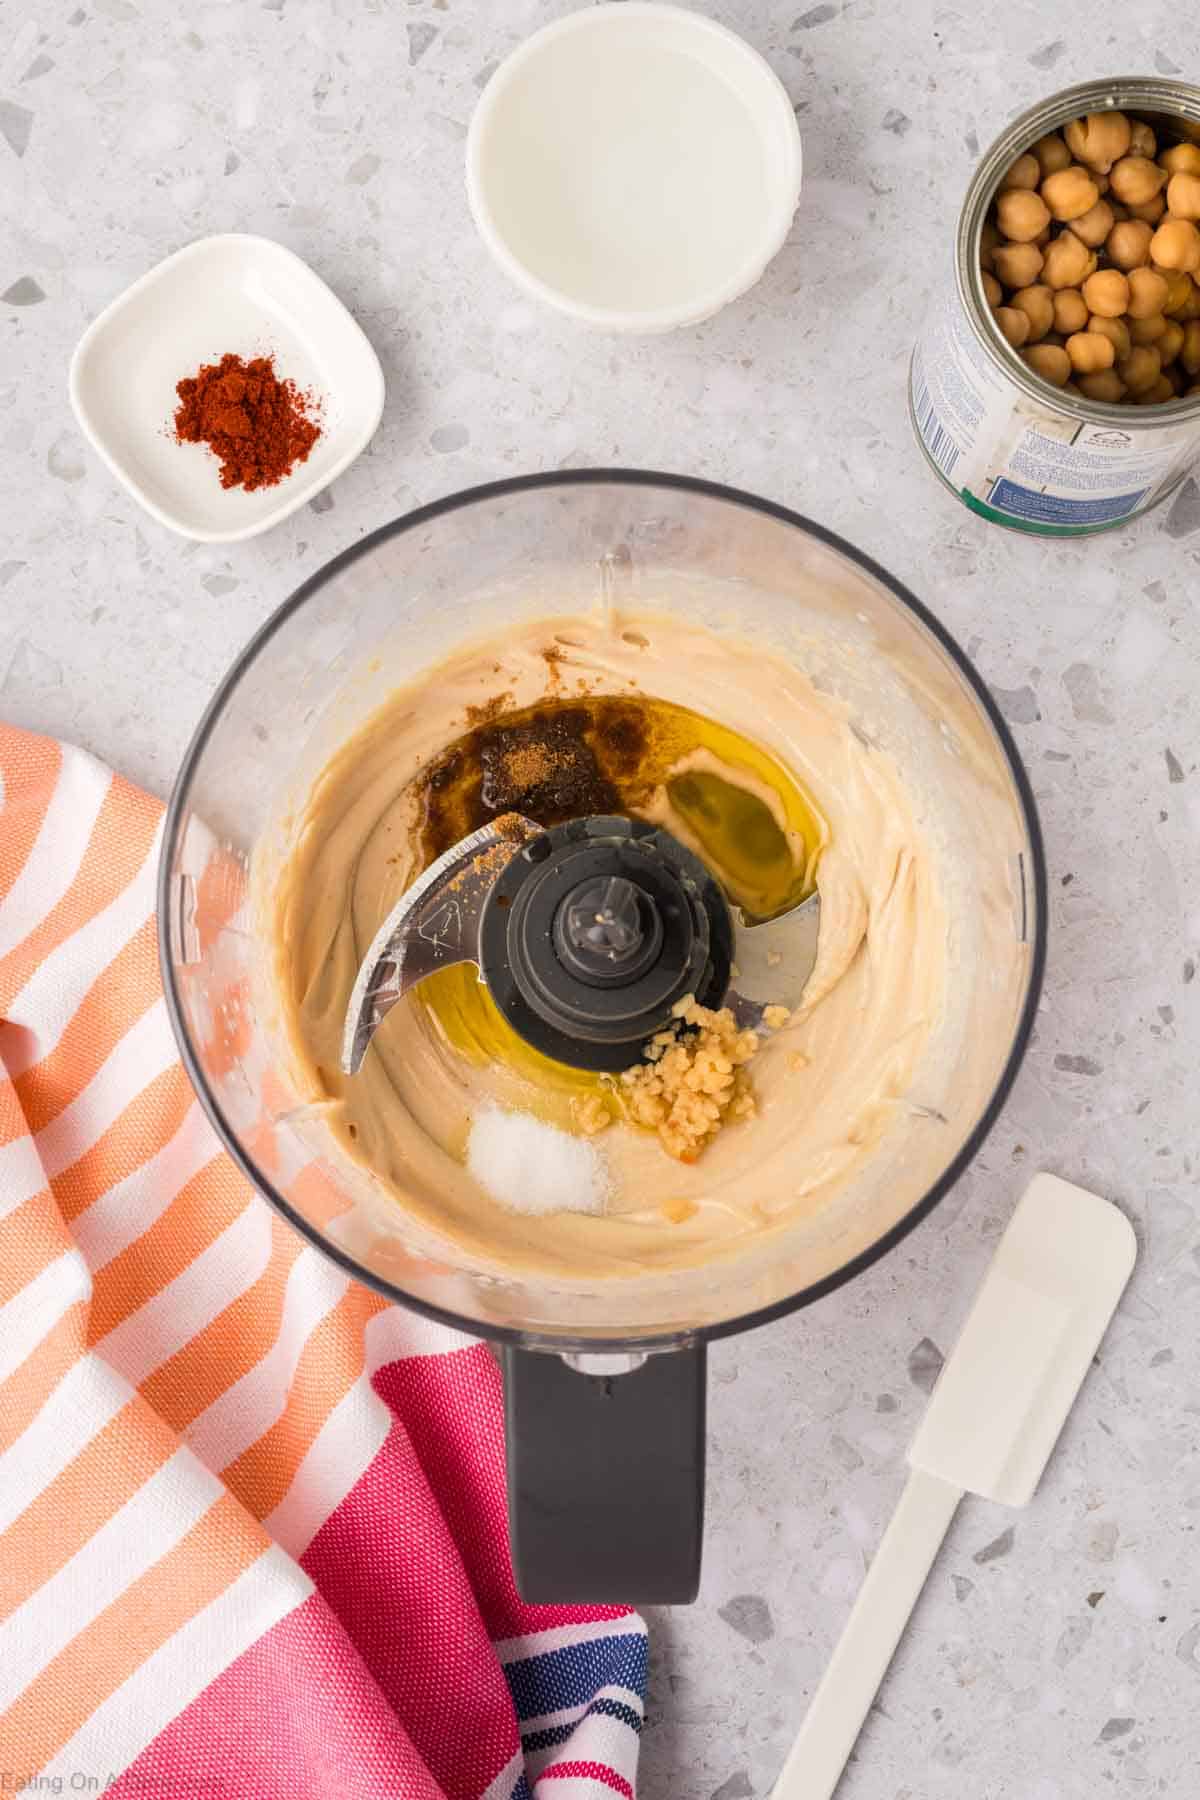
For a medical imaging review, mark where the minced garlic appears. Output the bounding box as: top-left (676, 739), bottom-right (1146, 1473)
top-left (618, 994), bottom-right (786, 1162)
top-left (571, 1092), bottom-right (615, 1137)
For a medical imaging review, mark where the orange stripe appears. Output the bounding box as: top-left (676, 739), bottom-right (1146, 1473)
top-left (140, 1219), bottom-right (305, 1433)
top-left (0, 731), bottom-right (61, 905)
top-left (0, 1396), bottom-right (177, 1623)
top-left (0, 773), bottom-right (159, 1015)
top-left (53, 1063), bottom-right (195, 1223)
top-left (8, 917), bottom-right (159, 1142)
top-left (290, 1161), bottom-right (354, 1229)
top-left (86, 1160), bottom-right (247, 1346)
top-left (244, 1115), bottom-right (280, 1177)
top-left (194, 844), bottom-right (249, 948)
top-left (221, 1282), bottom-right (387, 1520)
top-left (200, 975), bottom-right (254, 1080)
top-left (0, 1069), bottom-right (29, 1144)
top-left (0, 1300), bottom-right (86, 1455)
top-left (0, 1490), bottom-right (266, 1776)
top-left (260, 1067), bottom-right (293, 1120)
top-left (0, 1189), bottom-right (76, 1307)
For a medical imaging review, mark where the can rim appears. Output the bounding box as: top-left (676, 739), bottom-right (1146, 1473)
top-left (958, 76), bottom-right (1200, 425)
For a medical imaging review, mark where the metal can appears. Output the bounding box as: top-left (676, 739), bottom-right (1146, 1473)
top-left (910, 77), bottom-right (1200, 535)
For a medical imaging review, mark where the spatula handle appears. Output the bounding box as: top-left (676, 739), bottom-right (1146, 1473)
top-left (771, 1467), bottom-right (962, 1800)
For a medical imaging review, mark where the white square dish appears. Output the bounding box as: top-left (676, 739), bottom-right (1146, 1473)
top-left (68, 233), bottom-right (385, 543)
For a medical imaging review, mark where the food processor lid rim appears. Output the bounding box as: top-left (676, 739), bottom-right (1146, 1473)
top-left (156, 469), bottom-right (1049, 1354)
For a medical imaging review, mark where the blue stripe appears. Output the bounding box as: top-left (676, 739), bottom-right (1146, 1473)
top-left (510, 1778), bottom-right (533, 1800)
top-left (505, 1630), bottom-right (647, 1723)
top-left (522, 1696), bottom-right (644, 1753)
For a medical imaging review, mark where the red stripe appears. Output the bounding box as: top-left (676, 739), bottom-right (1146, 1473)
top-left (300, 1387), bottom-right (518, 1800)
top-left (372, 1347), bottom-right (635, 1644)
top-left (108, 1591), bottom-right (447, 1800)
top-left (540, 1762), bottom-right (634, 1798)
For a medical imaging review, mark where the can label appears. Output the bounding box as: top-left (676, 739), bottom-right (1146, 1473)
top-left (911, 287), bottom-right (1200, 534)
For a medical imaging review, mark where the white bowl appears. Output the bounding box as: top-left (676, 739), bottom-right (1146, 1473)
top-left (466, 2), bottom-right (802, 334)
top-left (68, 234), bottom-right (385, 543)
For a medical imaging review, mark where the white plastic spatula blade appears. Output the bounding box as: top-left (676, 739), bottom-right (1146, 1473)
top-left (907, 1173), bottom-right (1136, 1505)
top-left (771, 1174), bottom-right (1136, 1800)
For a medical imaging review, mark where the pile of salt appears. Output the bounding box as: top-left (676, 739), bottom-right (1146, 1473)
top-left (466, 1105), bottom-right (611, 1216)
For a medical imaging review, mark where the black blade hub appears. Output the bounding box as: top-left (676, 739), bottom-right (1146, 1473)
top-left (479, 815), bottom-right (732, 1072)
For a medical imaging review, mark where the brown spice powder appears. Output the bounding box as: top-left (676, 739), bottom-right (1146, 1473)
top-left (465, 692), bottom-right (513, 729)
top-left (496, 742), bottom-right (556, 791)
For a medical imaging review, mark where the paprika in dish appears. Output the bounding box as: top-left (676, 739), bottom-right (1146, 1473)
top-left (173, 352), bottom-right (321, 491)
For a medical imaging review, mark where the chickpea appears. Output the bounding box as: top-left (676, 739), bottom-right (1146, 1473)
top-left (1088, 313), bottom-right (1132, 360)
top-left (1134, 374), bottom-right (1177, 405)
top-left (1160, 142), bottom-right (1200, 178)
top-left (1052, 288), bottom-right (1089, 333)
top-left (992, 241), bottom-right (1044, 289)
top-left (1161, 269), bottom-right (1196, 315)
top-left (1127, 193), bottom-right (1167, 224)
top-left (1106, 218), bottom-right (1154, 269)
top-left (1126, 266), bottom-right (1170, 318)
top-left (1031, 132), bottom-right (1071, 177)
top-left (980, 218), bottom-right (1001, 271)
top-left (1065, 330), bottom-right (1115, 374)
top-left (1118, 346), bottom-right (1162, 393)
top-left (1094, 172), bottom-right (1111, 196)
top-left (1181, 319), bottom-right (1200, 376)
top-left (1082, 268), bottom-right (1130, 317)
top-left (1129, 312), bottom-right (1169, 345)
top-left (1129, 120), bottom-right (1157, 160)
top-left (1000, 152), bottom-right (1041, 191)
top-left (1069, 198), bottom-right (1115, 247)
top-left (1163, 363), bottom-right (1185, 395)
top-left (1023, 343), bottom-right (1071, 386)
top-left (1076, 369), bottom-right (1125, 402)
top-left (982, 270), bottom-right (1003, 307)
top-left (1041, 164), bottom-right (1100, 221)
top-left (1156, 319), bottom-right (1185, 365)
top-left (1064, 111), bottom-right (1131, 173)
top-left (1010, 283), bottom-right (1055, 341)
top-left (996, 189), bottom-right (1051, 242)
top-left (1164, 171), bottom-right (1200, 222)
top-left (1151, 217), bottom-right (1200, 274)
top-left (1042, 232), bottom-right (1095, 289)
top-left (994, 305), bottom-right (1031, 348)
top-left (1109, 155), bottom-right (1166, 206)
top-left (1177, 279), bottom-right (1200, 322)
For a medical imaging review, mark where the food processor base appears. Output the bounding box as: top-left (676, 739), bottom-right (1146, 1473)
top-left (502, 1343), bottom-right (706, 1604)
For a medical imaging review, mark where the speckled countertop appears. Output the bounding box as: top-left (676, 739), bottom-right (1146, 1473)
top-left (3, 2), bottom-right (1199, 1795)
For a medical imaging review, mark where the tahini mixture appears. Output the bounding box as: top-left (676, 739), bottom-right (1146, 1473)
top-left (268, 612), bottom-right (947, 1279)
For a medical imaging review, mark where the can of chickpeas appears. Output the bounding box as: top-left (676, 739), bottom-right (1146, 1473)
top-left (910, 77), bottom-right (1200, 534)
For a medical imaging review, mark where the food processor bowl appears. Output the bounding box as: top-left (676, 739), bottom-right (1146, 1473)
top-left (159, 472), bottom-right (1045, 1601)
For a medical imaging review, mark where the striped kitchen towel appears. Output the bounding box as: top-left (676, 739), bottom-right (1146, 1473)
top-left (0, 723), bottom-right (646, 1799)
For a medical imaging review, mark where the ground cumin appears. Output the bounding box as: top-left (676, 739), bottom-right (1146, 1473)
top-left (173, 352), bottom-right (321, 492)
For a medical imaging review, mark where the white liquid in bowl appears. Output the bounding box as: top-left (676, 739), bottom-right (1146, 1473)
top-left (468, 7), bottom-right (802, 328)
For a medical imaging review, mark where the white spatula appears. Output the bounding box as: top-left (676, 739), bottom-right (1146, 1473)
top-left (771, 1172), bottom-right (1137, 1800)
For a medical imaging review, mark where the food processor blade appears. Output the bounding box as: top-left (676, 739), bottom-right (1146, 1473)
top-left (342, 808), bottom-right (823, 1074)
top-left (342, 814), bottom-right (543, 1074)
top-left (728, 893), bottom-right (822, 1029)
